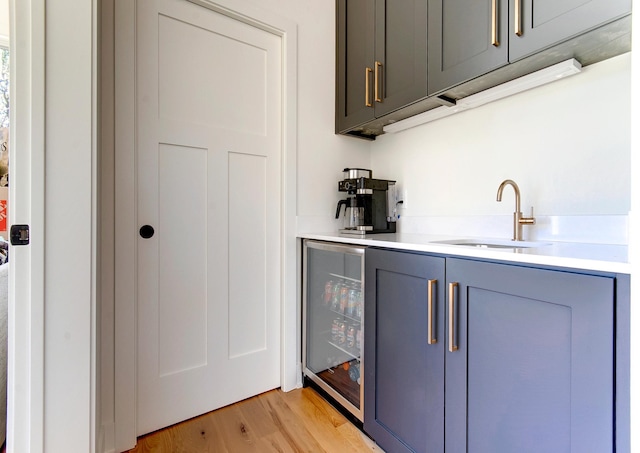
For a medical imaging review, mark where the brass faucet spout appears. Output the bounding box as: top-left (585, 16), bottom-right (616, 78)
top-left (496, 179), bottom-right (521, 213)
top-left (496, 179), bottom-right (535, 241)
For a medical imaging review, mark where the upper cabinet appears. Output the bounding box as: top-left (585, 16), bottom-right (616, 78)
top-left (428, 0), bottom-right (631, 95)
top-left (336, 0), bottom-right (428, 137)
top-left (427, 0), bottom-right (508, 96)
top-left (336, 0), bottom-right (376, 133)
top-left (510, 0), bottom-right (631, 61)
top-left (336, 0), bottom-right (631, 138)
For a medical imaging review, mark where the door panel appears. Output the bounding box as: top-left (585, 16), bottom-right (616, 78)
top-left (158, 13), bottom-right (268, 135)
top-left (446, 258), bottom-right (614, 453)
top-left (441, 0), bottom-right (493, 70)
top-left (364, 249), bottom-right (445, 453)
top-left (137, 0), bottom-right (281, 436)
top-left (336, 0), bottom-right (376, 133)
top-left (228, 151), bottom-right (268, 358)
top-left (509, 0), bottom-right (631, 61)
top-left (428, 0), bottom-right (507, 95)
top-left (533, 0), bottom-right (590, 27)
top-left (467, 288), bottom-right (572, 451)
top-left (157, 143), bottom-right (209, 376)
top-left (374, 0), bottom-right (427, 116)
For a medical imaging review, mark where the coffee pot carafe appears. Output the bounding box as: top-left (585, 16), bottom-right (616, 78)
top-left (335, 196), bottom-right (364, 229)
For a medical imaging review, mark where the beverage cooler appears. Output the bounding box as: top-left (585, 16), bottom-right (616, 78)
top-left (302, 240), bottom-right (365, 421)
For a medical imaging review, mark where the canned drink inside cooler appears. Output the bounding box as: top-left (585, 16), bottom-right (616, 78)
top-left (331, 318), bottom-right (340, 343)
top-left (337, 321), bottom-right (346, 345)
top-left (331, 282), bottom-right (342, 310)
top-left (324, 280), bottom-right (334, 305)
top-left (347, 288), bottom-right (358, 317)
top-left (346, 324), bottom-right (356, 348)
top-left (339, 286), bottom-right (349, 313)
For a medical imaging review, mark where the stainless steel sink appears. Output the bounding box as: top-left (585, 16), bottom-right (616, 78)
top-left (431, 239), bottom-right (550, 249)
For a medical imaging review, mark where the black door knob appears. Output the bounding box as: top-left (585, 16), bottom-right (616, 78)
top-left (139, 225), bottom-right (155, 239)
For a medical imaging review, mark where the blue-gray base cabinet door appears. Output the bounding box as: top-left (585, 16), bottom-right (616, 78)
top-left (364, 249), bottom-right (445, 453)
top-left (445, 258), bottom-right (614, 453)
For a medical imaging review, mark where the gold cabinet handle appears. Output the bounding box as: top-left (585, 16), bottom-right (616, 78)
top-left (514, 0), bottom-right (522, 36)
top-left (374, 61), bottom-right (383, 103)
top-left (428, 279), bottom-right (438, 345)
top-left (448, 282), bottom-right (459, 352)
top-left (491, 0), bottom-right (499, 46)
top-left (365, 67), bottom-right (373, 107)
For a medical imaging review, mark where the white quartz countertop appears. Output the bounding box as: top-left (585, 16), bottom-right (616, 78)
top-left (298, 232), bottom-right (630, 274)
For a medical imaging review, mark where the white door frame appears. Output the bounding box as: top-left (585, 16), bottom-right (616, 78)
top-left (7, 0), bottom-right (45, 451)
top-left (113, 0), bottom-right (298, 450)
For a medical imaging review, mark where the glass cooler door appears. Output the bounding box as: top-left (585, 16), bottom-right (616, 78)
top-left (303, 240), bottom-right (365, 420)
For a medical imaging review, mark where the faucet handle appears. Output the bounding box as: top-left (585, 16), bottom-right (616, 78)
top-left (520, 206), bottom-right (536, 225)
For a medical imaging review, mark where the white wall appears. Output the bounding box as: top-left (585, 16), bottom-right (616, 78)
top-left (246, 0), bottom-right (371, 232)
top-left (370, 53), bottom-right (631, 242)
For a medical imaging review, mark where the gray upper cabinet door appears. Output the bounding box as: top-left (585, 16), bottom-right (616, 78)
top-left (445, 258), bottom-right (614, 453)
top-left (336, 0), bottom-right (427, 134)
top-left (373, 0), bottom-right (428, 117)
top-left (509, 0), bottom-right (631, 61)
top-left (428, 0), bottom-right (508, 95)
top-left (336, 0), bottom-right (376, 133)
top-left (428, 0), bottom-right (631, 96)
top-left (364, 249), bottom-right (445, 453)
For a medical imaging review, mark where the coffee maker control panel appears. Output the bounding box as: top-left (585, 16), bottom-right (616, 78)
top-left (338, 177), bottom-right (392, 193)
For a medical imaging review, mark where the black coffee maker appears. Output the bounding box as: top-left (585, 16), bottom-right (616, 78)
top-left (335, 168), bottom-right (397, 235)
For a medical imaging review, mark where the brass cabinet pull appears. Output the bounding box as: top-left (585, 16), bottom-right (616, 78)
top-left (491, 0), bottom-right (499, 46)
top-left (514, 0), bottom-right (523, 36)
top-left (428, 279), bottom-right (438, 344)
top-left (448, 282), bottom-right (459, 352)
top-left (365, 67), bottom-right (373, 107)
top-left (374, 61), bottom-right (383, 103)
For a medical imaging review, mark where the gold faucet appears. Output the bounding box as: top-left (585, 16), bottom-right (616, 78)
top-left (496, 179), bottom-right (535, 241)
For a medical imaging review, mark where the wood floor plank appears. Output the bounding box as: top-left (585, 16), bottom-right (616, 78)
top-left (257, 389), bottom-right (329, 452)
top-left (277, 388), bottom-right (381, 452)
top-left (125, 388), bottom-right (385, 453)
top-left (208, 404), bottom-right (262, 452)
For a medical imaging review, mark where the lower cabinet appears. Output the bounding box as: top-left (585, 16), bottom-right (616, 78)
top-left (364, 249), bottom-right (445, 452)
top-left (365, 248), bottom-right (616, 453)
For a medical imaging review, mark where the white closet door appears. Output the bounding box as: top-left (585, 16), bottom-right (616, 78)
top-left (136, 0), bottom-right (282, 435)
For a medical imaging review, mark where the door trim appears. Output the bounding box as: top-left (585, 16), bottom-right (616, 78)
top-left (113, 0), bottom-right (298, 450)
top-left (8, 0), bottom-right (46, 451)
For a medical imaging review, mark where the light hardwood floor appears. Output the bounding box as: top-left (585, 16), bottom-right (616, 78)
top-left (126, 387), bottom-right (384, 453)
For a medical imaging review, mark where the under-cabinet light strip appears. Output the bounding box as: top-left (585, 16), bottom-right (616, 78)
top-left (383, 58), bottom-right (582, 134)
